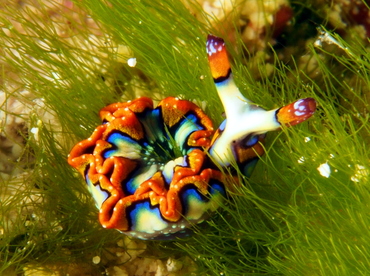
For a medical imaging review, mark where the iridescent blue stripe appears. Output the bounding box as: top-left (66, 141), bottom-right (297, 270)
top-left (104, 132), bottom-right (142, 159)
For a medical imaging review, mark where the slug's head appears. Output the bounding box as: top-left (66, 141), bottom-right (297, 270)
top-left (206, 34), bottom-right (316, 175)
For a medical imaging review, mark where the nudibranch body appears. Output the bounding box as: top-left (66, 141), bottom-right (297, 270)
top-left (68, 35), bottom-right (316, 240)
top-left (68, 97), bottom-right (226, 240)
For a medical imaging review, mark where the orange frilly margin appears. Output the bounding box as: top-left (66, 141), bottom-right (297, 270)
top-left (68, 97), bottom-right (229, 237)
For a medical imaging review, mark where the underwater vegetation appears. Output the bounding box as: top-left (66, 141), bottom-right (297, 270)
top-left (0, 0), bottom-right (369, 275)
